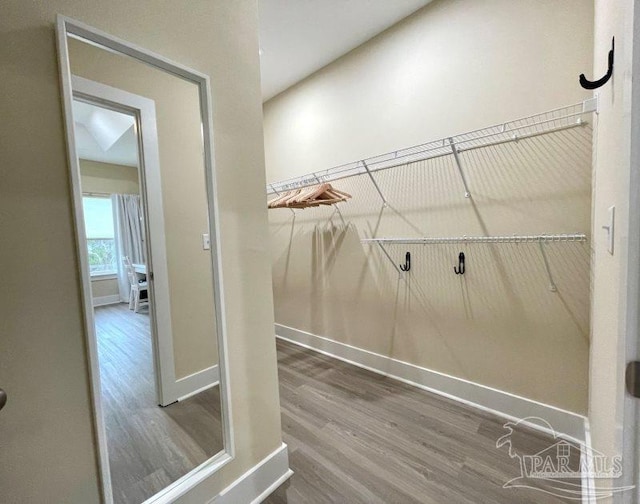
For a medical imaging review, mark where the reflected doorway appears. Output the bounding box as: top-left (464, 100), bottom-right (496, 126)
top-left (74, 92), bottom-right (222, 504)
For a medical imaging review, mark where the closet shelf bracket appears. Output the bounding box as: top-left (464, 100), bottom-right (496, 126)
top-left (334, 204), bottom-right (347, 227)
top-left (448, 137), bottom-right (471, 198)
top-left (376, 242), bottom-right (403, 276)
top-left (362, 160), bottom-right (388, 207)
top-left (538, 241), bottom-right (557, 292)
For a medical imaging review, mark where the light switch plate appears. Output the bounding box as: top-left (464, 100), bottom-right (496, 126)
top-left (202, 233), bottom-right (211, 250)
top-left (602, 205), bottom-right (615, 255)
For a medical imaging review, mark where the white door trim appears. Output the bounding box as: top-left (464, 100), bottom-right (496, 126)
top-left (56, 15), bottom-right (235, 504)
top-left (72, 74), bottom-right (179, 408)
top-left (619, 3), bottom-right (640, 501)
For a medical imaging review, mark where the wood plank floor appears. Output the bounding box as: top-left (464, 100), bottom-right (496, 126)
top-left (267, 339), bottom-right (582, 504)
top-left (95, 304), bottom-right (223, 504)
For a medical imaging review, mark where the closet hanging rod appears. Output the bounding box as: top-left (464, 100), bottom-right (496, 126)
top-left (361, 233), bottom-right (588, 245)
top-left (267, 98), bottom-right (597, 195)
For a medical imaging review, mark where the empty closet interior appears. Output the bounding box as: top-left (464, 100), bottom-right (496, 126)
top-left (263, 0), bottom-right (595, 439)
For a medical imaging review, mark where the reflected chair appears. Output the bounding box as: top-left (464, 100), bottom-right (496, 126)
top-left (123, 256), bottom-right (148, 313)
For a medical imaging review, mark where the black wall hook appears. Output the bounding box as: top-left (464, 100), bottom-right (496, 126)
top-left (580, 37), bottom-right (614, 90)
top-left (454, 252), bottom-right (465, 275)
top-left (399, 252), bottom-right (411, 272)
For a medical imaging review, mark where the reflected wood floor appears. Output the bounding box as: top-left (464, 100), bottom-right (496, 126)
top-left (95, 304), bottom-right (222, 504)
top-left (267, 339), bottom-right (581, 504)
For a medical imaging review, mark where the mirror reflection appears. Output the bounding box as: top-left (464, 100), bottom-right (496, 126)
top-left (68, 36), bottom-right (223, 504)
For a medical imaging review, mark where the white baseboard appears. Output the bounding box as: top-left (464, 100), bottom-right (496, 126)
top-left (209, 443), bottom-right (292, 504)
top-left (275, 323), bottom-right (587, 443)
top-left (175, 365), bottom-right (220, 402)
top-left (92, 294), bottom-right (121, 307)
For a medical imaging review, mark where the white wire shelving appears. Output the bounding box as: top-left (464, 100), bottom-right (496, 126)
top-left (267, 101), bottom-right (596, 292)
top-left (362, 233), bottom-right (588, 291)
top-left (266, 98), bottom-right (597, 201)
top-left (361, 233), bottom-right (588, 245)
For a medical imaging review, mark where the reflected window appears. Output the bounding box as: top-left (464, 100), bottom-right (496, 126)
top-left (83, 196), bottom-right (117, 275)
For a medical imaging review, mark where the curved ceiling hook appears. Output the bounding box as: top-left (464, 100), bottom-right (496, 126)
top-left (454, 252), bottom-right (465, 275)
top-left (580, 37), bottom-right (614, 90)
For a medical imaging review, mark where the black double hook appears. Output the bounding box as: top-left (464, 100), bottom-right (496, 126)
top-left (580, 37), bottom-right (614, 90)
top-left (454, 252), bottom-right (465, 275)
top-left (399, 252), bottom-right (411, 272)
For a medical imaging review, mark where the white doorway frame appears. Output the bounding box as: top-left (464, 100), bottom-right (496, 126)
top-left (72, 75), bottom-right (179, 408)
top-left (619, 5), bottom-right (640, 501)
top-left (56, 15), bottom-right (235, 504)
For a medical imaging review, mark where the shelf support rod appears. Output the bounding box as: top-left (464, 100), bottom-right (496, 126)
top-left (362, 160), bottom-right (388, 207)
top-left (333, 204), bottom-right (346, 227)
top-left (538, 241), bottom-right (557, 292)
top-left (448, 137), bottom-right (472, 199)
top-left (377, 242), bottom-right (402, 276)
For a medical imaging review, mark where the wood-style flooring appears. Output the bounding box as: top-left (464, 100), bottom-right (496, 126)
top-left (95, 304), bottom-right (223, 504)
top-left (267, 339), bottom-right (581, 504)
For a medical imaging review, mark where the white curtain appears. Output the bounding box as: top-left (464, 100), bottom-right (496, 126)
top-left (112, 194), bottom-right (146, 302)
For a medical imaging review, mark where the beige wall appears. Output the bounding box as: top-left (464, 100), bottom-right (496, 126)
top-left (70, 40), bottom-right (218, 379)
top-left (80, 159), bottom-right (139, 300)
top-left (264, 0), bottom-right (594, 180)
top-left (588, 0), bottom-right (635, 466)
top-left (0, 1), bottom-right (281, 503)
top-left (264, 0), bottom-right (593, 413)
top-left (90, 276), bottom-right (119, 299)
top-left (80, 158), bottom-right (139, 195)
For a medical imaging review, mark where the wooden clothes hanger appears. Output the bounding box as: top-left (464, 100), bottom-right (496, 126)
top-left (268, 189), bottom-right (299, 208)
top-left (267, 183), bottom-right (352, 209)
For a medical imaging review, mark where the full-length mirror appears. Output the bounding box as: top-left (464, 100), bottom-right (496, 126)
top-left (57, 17), bottom-right (232, 504)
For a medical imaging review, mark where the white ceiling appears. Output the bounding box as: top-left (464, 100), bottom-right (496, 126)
top-left (259, 0), bottom-right (432, 101)
top-left (73, 100), bottom-right (138, 167)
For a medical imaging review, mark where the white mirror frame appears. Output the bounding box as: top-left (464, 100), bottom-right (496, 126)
top-left (55, 15), bottom-right (234, 504)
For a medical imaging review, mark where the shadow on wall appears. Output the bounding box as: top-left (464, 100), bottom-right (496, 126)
top-left (269, 125), bottom-right (592, 414)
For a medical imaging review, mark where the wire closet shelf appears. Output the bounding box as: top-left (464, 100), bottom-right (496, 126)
top-left (266, 98), bottom-right (597, 197)
top-left (363, 233), bottom-right (587, 290)
top-left (361, 233), bottom-right (588, 246)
